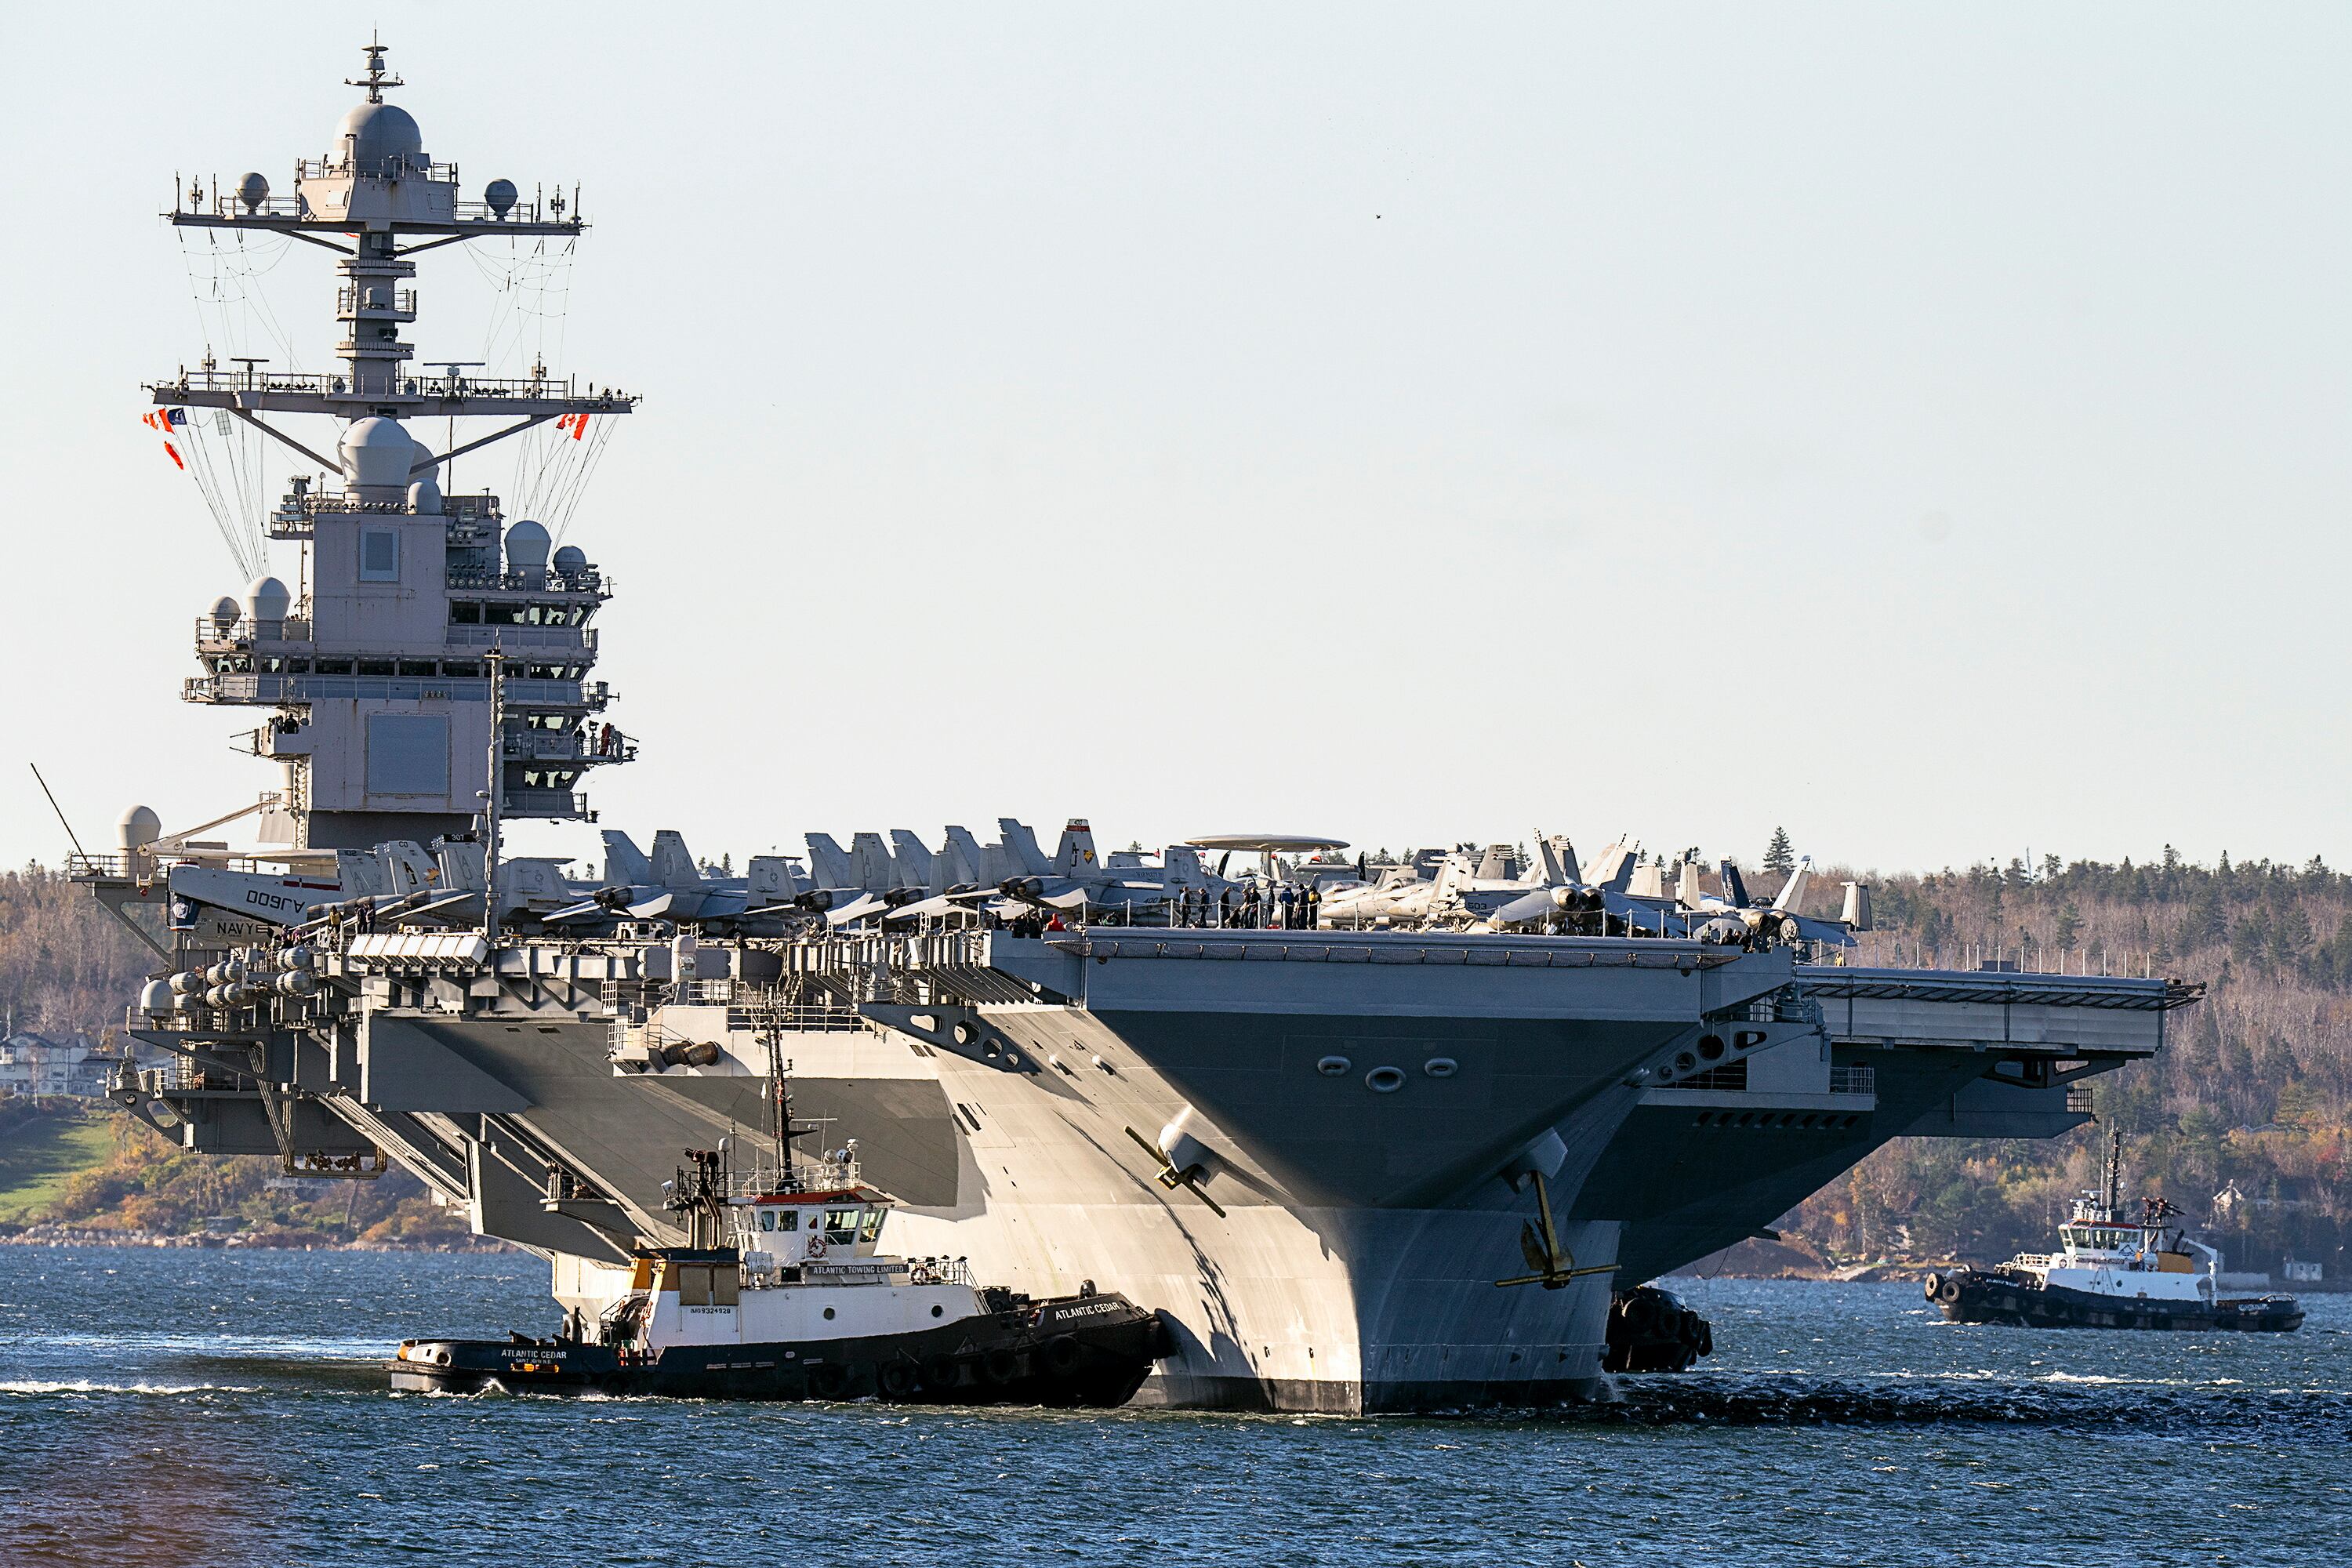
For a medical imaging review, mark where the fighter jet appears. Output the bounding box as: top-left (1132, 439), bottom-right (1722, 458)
top-left (1672, 855), bottom-right (1861, 947)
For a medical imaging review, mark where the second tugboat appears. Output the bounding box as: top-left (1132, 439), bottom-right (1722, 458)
top-left (394, 1073), bottom-right (1171, 1403)
top-left (1926, 1128), bottom-right (2303, 1334)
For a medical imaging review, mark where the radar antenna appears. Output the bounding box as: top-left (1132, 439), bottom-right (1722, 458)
top-left (348, 35), bottom-right (404, 100)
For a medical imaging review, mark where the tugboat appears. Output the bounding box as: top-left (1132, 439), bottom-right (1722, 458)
top-left (392, 1076), bottom-right (1171, 1403)
top-left (1926, 1128), bottom-right (2303, 1333)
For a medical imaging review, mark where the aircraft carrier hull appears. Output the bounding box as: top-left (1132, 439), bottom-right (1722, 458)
top-left (123, 930), bottom-right (2189, 1414)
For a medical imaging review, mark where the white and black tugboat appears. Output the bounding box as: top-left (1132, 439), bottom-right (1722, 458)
top-left (393, 1080), bottom-right (1171, 1403)
top-left (1926, 1129), bottom-right (2302, 1334)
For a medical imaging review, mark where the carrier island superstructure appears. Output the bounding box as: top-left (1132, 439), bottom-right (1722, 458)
top-left (80, 45), bottom-right (2199, 1411)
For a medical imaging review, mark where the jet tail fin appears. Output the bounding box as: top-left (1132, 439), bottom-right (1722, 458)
top-left (601, 829), bottom-right (655, 888)
top-left (889, 829), bottom-right (935, 890)
top-left (1773, 855), bottom-right (1813, 913)
top-left (1000, 818), bottom-right (1051, 877)
top-left (850, 832), bottom-right (897, 891)
top-left (1588, 841), bottom-right (1637, 893)
top-left (1054, 818), bottom-right (1098, 876)
top-left (747, 855), bottom-right (804, 902)
top-left (941, 826), bottom-right (989, 887)
top-left (1163, 844), bottom-right (1206, 889)
top-left (804, 833), bottom-right (856, 891)
top-left (1719, 858), bottom-right (1751, 908)
top-left (649, 830), bottom-right (703, 891)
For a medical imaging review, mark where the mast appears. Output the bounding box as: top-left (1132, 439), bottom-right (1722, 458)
top-left (2103, 1122), bottom-right (2123, 1214)
top-left (154, 38), bottom-right (632, 448)
top-left (483, 648), bottom-right (504, 946)
top-left (159, 40), bottom-right (641, 851)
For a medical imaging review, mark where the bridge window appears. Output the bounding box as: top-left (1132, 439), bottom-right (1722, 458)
top-left (358, 528), bottom-right (400, 583)
top-left (357, 659), bottom-right (395, 677)
top-left (483, 602), bottom-right (525, 626)
top-left (365, 713), bottom-right (450, 797)
top-left (314, 658), bottom-right (354, 675)
top-left (448, 601), bottom-right (481, 625)
top-left (823, 1210), bottom-right (859, 1244)
top-left (397, 659), bottom-right (437, 677)
top-left (441, 659), bottom-right (480, 677)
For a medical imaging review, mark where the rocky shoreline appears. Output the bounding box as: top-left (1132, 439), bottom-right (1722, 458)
top-left (0, 1221), bottom-right (512, 1252)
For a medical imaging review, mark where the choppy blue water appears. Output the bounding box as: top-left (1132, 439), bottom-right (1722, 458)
top-left (0, 1248), bottom-right (2344, 1566)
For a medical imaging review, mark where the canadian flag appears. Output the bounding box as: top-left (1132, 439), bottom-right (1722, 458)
top-left (556, 412), bottom-right (589, 441)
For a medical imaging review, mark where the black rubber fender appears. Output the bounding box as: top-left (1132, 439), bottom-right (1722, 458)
top-left (982, 1347), bottom-right (1021, 1385)
top-left (807, 1363), bottom-right (849, 1399)
top-left (879, 1359), bottom-right (918, 1398)
top-left (920, 1352), bottom-right (962, 1391)
top-left (1044, 1334), bottom-right (1083, 1374)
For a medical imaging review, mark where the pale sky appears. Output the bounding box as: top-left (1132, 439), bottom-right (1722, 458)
top-left (4, 5), bottom-right (2347, 877)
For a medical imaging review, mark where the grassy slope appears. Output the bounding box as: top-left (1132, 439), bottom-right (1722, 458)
top-left (0, 1108), bottom-right (117, 1221)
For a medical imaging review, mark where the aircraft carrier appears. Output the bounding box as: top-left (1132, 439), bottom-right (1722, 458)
top-left (78, 43), bottom-right (2198, 1411)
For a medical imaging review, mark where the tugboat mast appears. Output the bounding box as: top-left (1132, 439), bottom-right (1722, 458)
top-left (2102, 1122), bottom-right (2124, 1214)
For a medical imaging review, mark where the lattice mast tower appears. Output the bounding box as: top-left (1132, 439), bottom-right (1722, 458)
top-left (155, 40), bottom-right (637, 851)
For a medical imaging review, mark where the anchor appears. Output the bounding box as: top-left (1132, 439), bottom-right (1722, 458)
top-left (1494, 1171), bottom-right (1614, 1290)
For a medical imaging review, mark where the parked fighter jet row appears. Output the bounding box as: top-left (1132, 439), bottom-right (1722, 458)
top-left (256, 818), bottom-right (1869, 950)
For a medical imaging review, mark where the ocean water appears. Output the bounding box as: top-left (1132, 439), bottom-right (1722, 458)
top-left (0, 1248), bottom-right (2344, 1566)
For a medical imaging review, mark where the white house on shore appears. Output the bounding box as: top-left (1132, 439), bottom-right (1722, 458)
top-left (0, 1032), bottom-right (118, 1098)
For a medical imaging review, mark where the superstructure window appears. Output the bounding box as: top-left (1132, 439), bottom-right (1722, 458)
top-left (357, 659), bottom-right (395, 676)
top-left (397, 659), bottom-right (437, 677)
top-left (358, 528), bottom-right (400, 583)
top-left (441, 659), bottom-right (480, 678)
top-left (314, 658), bottom-right (354, 675)
top-left (448, 601), bottom-right (481, 625)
